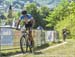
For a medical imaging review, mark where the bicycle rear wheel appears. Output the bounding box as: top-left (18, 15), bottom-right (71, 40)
top-left (20, 35), bottom-right (27, 53)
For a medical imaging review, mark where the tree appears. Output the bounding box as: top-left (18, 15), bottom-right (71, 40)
top-left (8, 5), bottom-right (13, 18)
top-left (45, 0), bottom-right (69, 30)
top-left (54, 0), bottom-right (75, 39)
top-left (25, 3), bottom-right (50, 28)
top-left (25, 3), bottom-right (40, 28)
top-left (38, 6), bottom-right (50, 28)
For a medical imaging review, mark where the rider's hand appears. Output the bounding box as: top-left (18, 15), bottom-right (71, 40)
top-left (16, 27), bottom-right (19, 30)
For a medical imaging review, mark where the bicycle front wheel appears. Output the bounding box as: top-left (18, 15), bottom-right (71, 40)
top-left (20, 35), bottom-right (27, 53)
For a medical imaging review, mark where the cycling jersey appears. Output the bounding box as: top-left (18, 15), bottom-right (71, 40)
top-left (19, 14), bottom-right (32, 21)
top-left (19, 14), bottom-right (33, 29)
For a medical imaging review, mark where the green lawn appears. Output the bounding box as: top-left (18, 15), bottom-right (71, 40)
top-left (1, 39), bottom-right (75, 57)
top-left (17, 39), bottom-right (75, 57)
top-left (1, 41), bottom-right (62, 57)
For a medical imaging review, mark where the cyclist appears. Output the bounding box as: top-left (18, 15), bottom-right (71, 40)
top-left (16, 10), bottom-right (35, 52)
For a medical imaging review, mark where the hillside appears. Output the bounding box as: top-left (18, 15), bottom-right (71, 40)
top-left (0, 0), bottom-right (61, 9)
top-left (45, 0), bottom-right (75, 39)
top-left (55, 14), bottom-right (75, 39)
top-left (55, 0), bottom-right (75, 39)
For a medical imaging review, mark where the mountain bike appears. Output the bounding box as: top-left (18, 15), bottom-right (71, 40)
top-left (12, 27), bottom-right (34, 53)
top-left (20, 30), bottom-right (34, 53)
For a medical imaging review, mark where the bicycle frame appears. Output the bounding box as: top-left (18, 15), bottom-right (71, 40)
top-left (11, 27), bottom-right (34, 53)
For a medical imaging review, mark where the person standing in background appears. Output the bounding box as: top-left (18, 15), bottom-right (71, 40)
top-left (62, 27), bottom-right (68, 41)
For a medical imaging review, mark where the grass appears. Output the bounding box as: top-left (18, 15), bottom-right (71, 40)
top-left (13, 39), bottom-right (75, 57)
top-left (0, 41), bottom-right (62, 57)
top-left (1, 39), bottom-right (75, 57)
top-left (1, 46), bottom-right (21, 57)
top-left (1, 49), bottom-right (21, 57)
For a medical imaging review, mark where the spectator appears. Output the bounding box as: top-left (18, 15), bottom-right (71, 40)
top-left (62, 27), bottom-right (68, 41)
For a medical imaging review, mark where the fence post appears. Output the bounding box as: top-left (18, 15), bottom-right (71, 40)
top-left (0, 27), bottom-right (1, 54)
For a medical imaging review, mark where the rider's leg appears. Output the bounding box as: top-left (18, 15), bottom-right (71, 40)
top-left (28, 27), bottom-right (34, 52)
top-left (26, 21), bottom-right (34, 53)
top-left (25, 26), bottom-right (29, 52)
top-left (26, 40), bottom-right (29, 52)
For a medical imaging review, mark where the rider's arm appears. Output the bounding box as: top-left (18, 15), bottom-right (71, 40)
top-left (16, 19), bottom-right (21, 28)
top-left (16, 16), bottom-right (23, 28)
top-left (27, 14), bottom-right (35, 26)
top-left (16, 15), bottom-right (25, 28)
top-left (32, 18), bottom-right (35, 26)
top-left (31, 17), bottom-right (35, 26)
